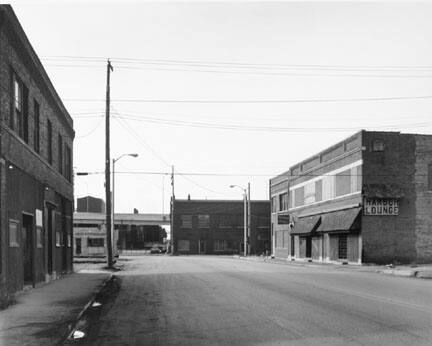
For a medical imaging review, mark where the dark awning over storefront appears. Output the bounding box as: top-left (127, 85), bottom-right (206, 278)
top-left (291, 215), bottom-right (321, 235)
top-left (317, 207), bottom-right (361, 233)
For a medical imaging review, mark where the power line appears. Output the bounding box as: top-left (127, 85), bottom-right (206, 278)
top-left (41, 55), bottom-right (432, 71)
top-left (111, 113), bottom-right (432, 133)
top-left (76, 170), bottom-right (431, 178)
top-left (43, 63), bottom-right (432, 79)
top-left (112, 111), bottom-right (171, 168)
top-left (64, 95), bottom-right (432, 104)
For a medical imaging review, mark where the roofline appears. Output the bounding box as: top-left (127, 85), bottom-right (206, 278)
top-left (174, 199), bottom-right (270, 203)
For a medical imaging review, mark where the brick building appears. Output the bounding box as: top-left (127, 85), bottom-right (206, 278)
top-left (76, 196), bottom-right (105, 213)
top-left (270, 130), bottom-right (432, 264)
top-left (172, 199), bottom-right (270, 255)
top-left (0, 5), bottom-right (74, 304)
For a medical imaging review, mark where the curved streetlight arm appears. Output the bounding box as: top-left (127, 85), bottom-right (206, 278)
top-left (113, 153), bottom-right (138, 164)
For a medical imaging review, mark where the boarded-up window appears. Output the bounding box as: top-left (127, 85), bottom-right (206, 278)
top-left (294, 186), bottom-right (304, 207)
top-left (335, 169), bottom-right (351, 197)
top-left (9, 220), bottom-right (19, 247)
top-left (178, 240), bottom-right (190, 251)
top-left (180, 215), bottom-right (192, 228)
top-left (315, 180), bottom-right (323, 202)
top-left (198, 214), bottom-right (210, 228)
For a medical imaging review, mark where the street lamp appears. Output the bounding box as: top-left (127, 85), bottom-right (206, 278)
top-left (230, 184), bottom-right (248, 256)
top-left (112, 153), bottom-right (138, 257)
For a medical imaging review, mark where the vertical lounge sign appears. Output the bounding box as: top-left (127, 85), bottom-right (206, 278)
top-left (364, 198), bottom-right (399, 215)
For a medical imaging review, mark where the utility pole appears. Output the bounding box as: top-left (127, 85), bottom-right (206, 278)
top-left (105, 59), bottom-right (114, 268)
top-left (247, 182), bottom-right (251, 256)
top-left (170, 166), bottom-right (175, 254)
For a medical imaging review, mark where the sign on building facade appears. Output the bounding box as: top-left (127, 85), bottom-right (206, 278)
top-left (364, 198), bottom-right (399, 215)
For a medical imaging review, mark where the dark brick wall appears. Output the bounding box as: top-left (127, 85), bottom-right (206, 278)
top-left (172, 200), bottom-right (270, 255)
top-left (361, 131), bottom-right (417, 264)
top-left (0, 5), bottom-right (74, 303)
top-left (414, 135), bottom-right (432, 263)
top-left (77, 196), bottom-right (105, 213)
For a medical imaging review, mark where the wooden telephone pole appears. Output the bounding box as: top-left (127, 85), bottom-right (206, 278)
top-left (105, 59), bottom-right (114, 268)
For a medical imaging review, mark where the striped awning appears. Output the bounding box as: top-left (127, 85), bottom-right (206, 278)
top-left (317, 207), bottom-right (361, 233)
top-left (291, 215), bottom-right (321, 235)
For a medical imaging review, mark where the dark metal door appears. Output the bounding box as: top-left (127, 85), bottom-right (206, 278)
top-left (22, 214), bottom-right (34, 284)
top-left (47, 208), bottom-right (53, 274)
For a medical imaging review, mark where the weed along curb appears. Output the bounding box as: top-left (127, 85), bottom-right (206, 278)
top-left (63, 274), bottom-right (119, 344)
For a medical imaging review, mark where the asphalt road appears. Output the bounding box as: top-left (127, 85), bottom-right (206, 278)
top-left (81, 256), bottom-right (432, 346)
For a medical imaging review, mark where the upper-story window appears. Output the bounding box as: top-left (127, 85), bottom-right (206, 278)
top-left (33, 100), bottom-right (40, 153)
top-left (294, 186), bottom-right (305, 207)
top-left (315, 180), bottom-right (323, 202)
top-left (372, 139), bottom-right (384, 152)
top-left (11, 74), bottom-right (28, 142)
top-left (47, 120), bottom-right (53, 165)
top-left (58, 134), bottom-right (63, 174)
top-left (198, 214), bottom-right (210, 228)
top-left (428, 163), bottom-right (432, 191)
top-left (335, 169), bottom-right (351, 197)
top-left (65, 146), bottom-right (72, 182)
top-left (180, 215), bottom-right (192, 228)
top-left (279, 192), bottom-right (288, 211)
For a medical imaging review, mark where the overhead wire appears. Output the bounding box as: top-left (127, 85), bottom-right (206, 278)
top-left (64, 95), bottom-right (432, 104)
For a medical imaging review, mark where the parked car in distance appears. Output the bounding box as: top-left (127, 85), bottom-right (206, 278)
top-left (150, 245), bottom-right (162, 254)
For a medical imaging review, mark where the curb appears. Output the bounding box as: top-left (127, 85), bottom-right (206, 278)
top-left (62, 273), bottom-right (113, 343)
top-left (232, 255), bottom-right (432, 279)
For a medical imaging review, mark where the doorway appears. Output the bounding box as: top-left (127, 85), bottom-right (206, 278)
top-left (47, 208), bottom-right (54, 274)
top-left (22, 214), bottom-right (34, 285)
top-left (198, 240), bottom-right (206, 254)
top-left (76, 238), bottom-right (82, 255)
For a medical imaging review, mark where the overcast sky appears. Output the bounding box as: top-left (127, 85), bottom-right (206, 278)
top-left (10, 0), bottom-right (432, 214)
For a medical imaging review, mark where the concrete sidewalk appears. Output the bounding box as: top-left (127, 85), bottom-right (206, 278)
top-left (0, 263), bottom-right (111, 346)
top-left (234, 255), bottom-right (432, 279)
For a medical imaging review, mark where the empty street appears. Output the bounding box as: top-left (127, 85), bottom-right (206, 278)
top-left (79, 256), bottom-right (432, 345)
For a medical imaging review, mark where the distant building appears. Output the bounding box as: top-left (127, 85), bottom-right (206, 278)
top-left (73, 213), bottom-right (118, 257)
top-left (270, 130), bottom-right (432, 264)
top-left (0, 5), bottom-right (74, 304)
top-left (76, 196), bottom-right (105, 213)
top-left (172, 199), bottom-right (270, 255)
top-left (73, 212), bottom-right (169, 257)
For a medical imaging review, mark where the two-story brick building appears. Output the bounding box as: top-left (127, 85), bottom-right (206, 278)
top-left (172, 199), bottom-right (270, 255)
top-left (270, 130), bottom-right (432, 264)
top-left (0, 5), bottom-right (74, 305)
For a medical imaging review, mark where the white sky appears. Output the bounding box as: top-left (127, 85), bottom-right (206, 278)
top-left (9, 0), bottom-right (432, 213)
